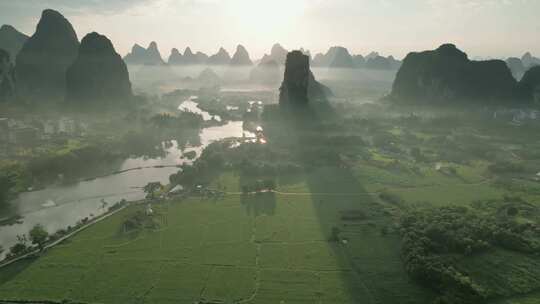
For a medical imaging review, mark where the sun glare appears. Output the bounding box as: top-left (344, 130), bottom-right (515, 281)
top-left (227, 0), bottom-right (307, 35)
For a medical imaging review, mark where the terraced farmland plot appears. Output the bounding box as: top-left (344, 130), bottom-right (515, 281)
top-left (0, 174), bottom-right (433, 304)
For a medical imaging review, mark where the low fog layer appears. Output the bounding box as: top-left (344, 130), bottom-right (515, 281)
top-left (1, 5), bottom-right (540, 304)
top-left (127, 64), bottom-right (397, 98)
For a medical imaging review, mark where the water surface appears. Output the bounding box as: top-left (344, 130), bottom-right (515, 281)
top-left (0, 106), bottom-right (250, 259)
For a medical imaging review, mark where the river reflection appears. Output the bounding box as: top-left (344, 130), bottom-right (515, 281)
top-left (0, 115), bottom-right (249, 258)
top-left (178, 96), bottom-right (221, 122)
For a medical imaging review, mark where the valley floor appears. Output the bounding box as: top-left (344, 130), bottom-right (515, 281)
top-left (0, 171), bottom-right (434, 304)
top-left (2, 101), bottom-right (540, 304)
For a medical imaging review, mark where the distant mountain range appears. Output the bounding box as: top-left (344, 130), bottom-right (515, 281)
top-left (119, 41), bottom-right (402, 70)
top-left (124, 42), bottom-right (255, 66)
top-left (206, 47), bottom-right (231, 65)
top-left (311, 46), bottom-right (401, 70)
top-left (168, 47), bottom-right (209, 65)
top-left (124, 42), bottom-right (165, 65)
top-left (2, 8), bottom-right (538, 106)
top-left (506, 53), bottom-right (540, 80)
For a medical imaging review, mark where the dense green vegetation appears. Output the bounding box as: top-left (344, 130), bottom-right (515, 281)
top-left (2, 91), bottom-right (540, 303)
top-left (0, 171), bottom-right (432, 303)
top-left (401, 202), bottom-right (540, 304)
top-left (0, 172), bottom-right (16, 208)
top-left (2, 6), bottom-right (538, 303)
top-left (0, 99), bottom-right (204, 196)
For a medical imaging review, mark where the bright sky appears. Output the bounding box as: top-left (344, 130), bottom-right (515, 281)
top-left (1, 0), bottom-right (539, 59)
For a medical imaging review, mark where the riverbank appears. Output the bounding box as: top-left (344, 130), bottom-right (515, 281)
top-left (0, 170), bottom-right (434, 304)
top-left (0, 121), bottom-right (251, 261)
top-left (0, 199), bottom-right (137, 267)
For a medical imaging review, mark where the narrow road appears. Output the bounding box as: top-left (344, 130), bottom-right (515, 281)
top-left (225, 177), bottom-right (492, 197)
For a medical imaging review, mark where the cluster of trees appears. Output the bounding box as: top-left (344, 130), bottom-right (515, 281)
top-left (169, 142), bottom-right (227, 188)
top-left (169, 140), bottom-right (299, 190)
top-left (123, 211), bottom-right (159, 232)
top-left (400, 205), bottom-right (539, 303)
top-left (237, 158), bottom-right (301, 176)
top-left (0, 172), bottom-right (16, 207)
top-left (3, 224), bottom-right (49, 260)
top-left (241, 179), bottom-right (276, 194)
top-left (143, 182), bottom-right (163, 200)
top-left (488, 161), bottom-right (526, 175)
top-left (410, 147), bottom-right (425, 162)
top-left (379, 191), bottom-right (404, 206)
top-left (3, 199), bottom-right (130, 261)
top-left (120, 130), bottom-right (167, 159)
top-left (372, 132), bottom-right (401, 153)
top-left (27, 144), bottom-right (122, 182)
top-left (196, 97), bottom-right (238, 121)
top-left (150, 112), bottom-right (203, 130)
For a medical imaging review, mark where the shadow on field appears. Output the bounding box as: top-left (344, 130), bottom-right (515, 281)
top-left (241, 192), bottom-right (276, 216)
top-left (262, 104), bottom-right (416, 303)
top-left (303, 166), bottom-right (379, 303)
top-left (237, 156), bottom-right (277, 216)
top-left (0, 257), bottom-right (36, 287)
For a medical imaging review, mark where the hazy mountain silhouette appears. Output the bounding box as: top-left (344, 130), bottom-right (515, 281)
top-left (66, 32), bottom-right (132, 104)
top-left (312, 47), bottom-right (348, 67)
top-left (123, 44), bottom-right (145, 63)
top-left (517, 66), bottom-right (540, 102)
top-left (271, 43), bottom-right (288, 65)
top-left (124, 41), bottom-right (164, 65)
top-left (0, 25), bottom-right (28, 62)
top-left (195, 51), bottom-right (209, 64)
top-left (250, 59), bottom-right (281, 85)
top-left (197, 67), bottom-right (221, 86)
top-left (352, 54), bottom-right (365, 68)
top-left (365, 55), bottom-right (401, 70)
top-left (365, 51), bottom-right (380, 60)
top-left (522, 52), bottom-right (540, 69)
top-left (311, 47), bottom-right (398, 69)
top-left (329, 46), bottom-right (355, 68)
top-left (311, 53), bottom-right (326, 67)
top-left (207, 47), bottom-right (231, 65)
top-left (181, 47), bottom-right (198, 65)
top-left (259, 54), bottom-right (272, 65)
top-left (146, 42), bottom-right (165, 65)
top-left (230, 45), bottom-right (253, 66)
top-left (15, 9), bottom-right (79, 102)
top-left (0, 49), bottom-right (15, 102)
top-left (279, 50), bottom-right (331, 107)
top-left (392, 44), bottom-right (518, 103)
top-left (506, 57), bottom-right (526, 80)
top-left (168, 48), bottom-right (183, 65)
top-left (299, 48), bottom-right (312, 61)
top-left (260, 43), bottom-right (288, 65)
top-left (175, 47), bottom-right (209, 65)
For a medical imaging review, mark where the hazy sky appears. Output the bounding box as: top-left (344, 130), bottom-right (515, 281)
top-left (1, 0), bottom-right (539, 60)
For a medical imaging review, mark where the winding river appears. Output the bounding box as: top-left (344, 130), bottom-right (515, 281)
top-left (0, 99), bottom-right (253, 259)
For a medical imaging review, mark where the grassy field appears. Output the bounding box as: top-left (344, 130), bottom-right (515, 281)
top-left (0, 179), bottom-right (537, 304)
top-left (0, 171), bottom-right (434, 304)
top-left (3, 101), bottom-right (540, 304)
